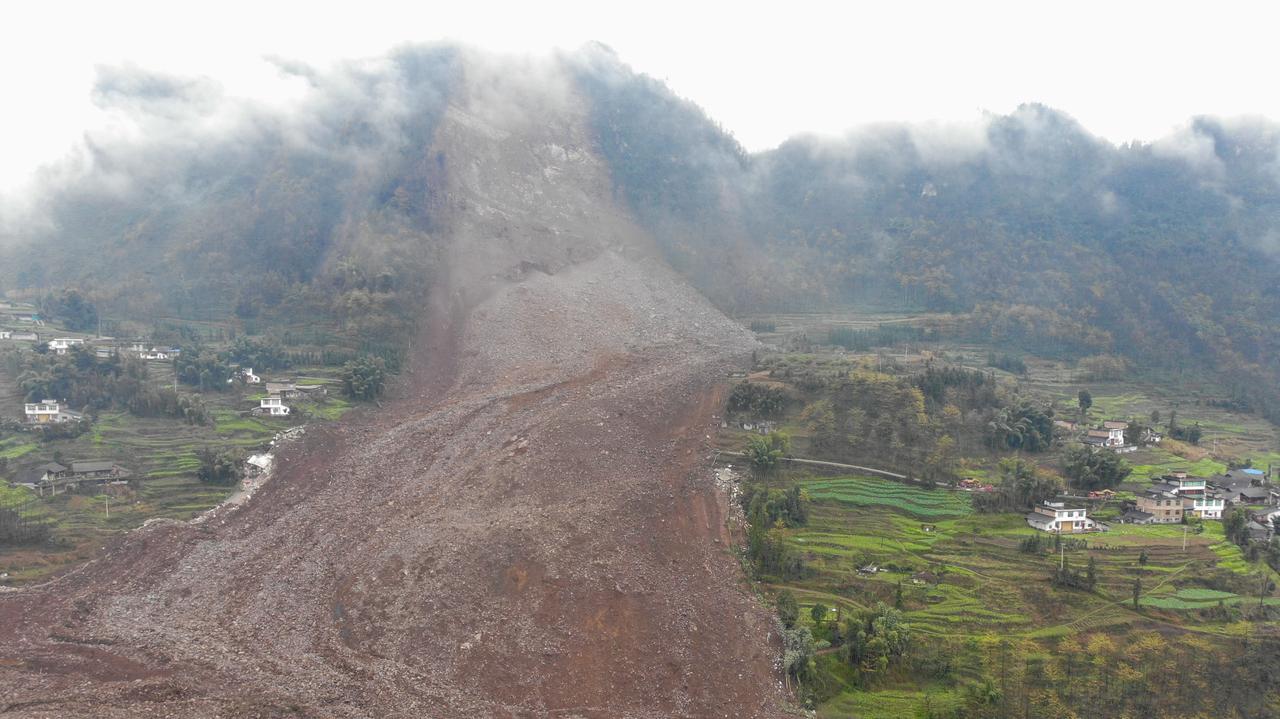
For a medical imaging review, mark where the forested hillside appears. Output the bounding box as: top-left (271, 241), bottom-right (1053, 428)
top-left (0, 47), bottom-right (459, 344)
top-left (574, 48), bottom-right (1280, 419)
top-left (5, 44), bottom-right (1280, 414)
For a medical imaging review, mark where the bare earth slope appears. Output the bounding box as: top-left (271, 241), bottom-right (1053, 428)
top-left (0, 54), bottom-right (785, 718)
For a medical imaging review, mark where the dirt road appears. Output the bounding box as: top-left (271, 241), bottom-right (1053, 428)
top-left (0, 54), bottom-right (785, 718)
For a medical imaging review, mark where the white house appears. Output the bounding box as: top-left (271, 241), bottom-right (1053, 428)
top-left (141, 348), bottom-right (170, 360)
top-left (48, 338), bottom-right (85, 355)
top-left (1026, 502), bottom-right (1101, 533)
top-left (1157, 472), bottom-right (1224, 519)
top-left (1085, 424), bottom-right (1126, 447)
top-left (259, 396), bottom-right (290, 416)
top-left (0, 331), bottom-right (9, 340)
top-left (239, 367), bottom-right (262, 384)
top-left (23, 399), bottom-right (82, 424)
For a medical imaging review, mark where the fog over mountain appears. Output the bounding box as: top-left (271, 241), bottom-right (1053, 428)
top-left (4, 42), bottom-right (1280, 407)
top-left (6, 41), bottom-right (1280, 718)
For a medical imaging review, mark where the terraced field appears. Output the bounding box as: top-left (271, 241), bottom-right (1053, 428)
top-left (767, 466), bottom-right (1280, 715)
top-left (800, 475), bottom-right (973, 518)
top-left (0, 366), bottom-right (347, 585)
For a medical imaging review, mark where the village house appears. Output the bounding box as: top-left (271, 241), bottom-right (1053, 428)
top-left (140, 347), bottom-right (171, 360)
top-left (259, 396), bottom-right (291, 416)
top-left (265, 382), bottom-right (301, 400)
top-left (1083, 426), bottom-right (1126, 449)
top-left (4, 331), bottom-right (38, 341)
top-left (32, 460), bottom-right (133, 494)
top-left (1026, 502), bottom-right (1102, 533)
top-left (1212, 468), bottom-right (1273, 506)
top-left (1131, 488), bottom-right (1184, 524)
top-left (239, 367), bottom-right (262, 384)
top-left (0, 331), bottom-right (9, 340)
top-left (23, 399), bottom-right (82, 424)
top-left (1246, 520), bottom-right (1273, 542)
top-left (47, 338), bottom-right (85, 355)
top-left (1157, 470), bottom-right (1225, 519)
top-left (15, 462), bottom-right (69, 486)
top-left (245, 454), bottom-right (273, 475)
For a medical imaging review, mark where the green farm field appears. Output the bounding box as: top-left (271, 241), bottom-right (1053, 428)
top-left (753, 466), bottom-right (1280, 714)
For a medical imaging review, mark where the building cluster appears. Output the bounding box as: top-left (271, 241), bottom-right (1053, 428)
top-left (1120, 468), bottom-right (1275, 526)
top-left (1026, 467), bottom-right (1277, 534)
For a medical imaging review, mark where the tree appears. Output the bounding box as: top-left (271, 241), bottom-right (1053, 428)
top-left (1226, 508), bottom-right (1249, 545)
top-left (776, 589), bottom-right (799, 629)
top-left (196, 448), bottom-right (244, 486)
top-left (781, 624), bottom-right (817, 684)
top-left (745, 431), bottom-right (790, 481)
top-left (1063, 445), bottom-right (1132, 491)
top-left (1085, 555), bottom-right (1098, 591)
top-left (341, 355), bottom-right (387, 401)
top-left (46, 289), bottom-right (98, 332)
top-left (1138, 549), bottom-right (1149, 566)
top-left (1187, 423), bottom-right (1203, 445)
top-left (810, 602), bottom-right (829, 624)
top-left (1077, 389), bottom-right (1092, 418)
top-left (1132, 577), bottom-right (1142, 609)
top-left (972, 458), bottom-right (1062, 513)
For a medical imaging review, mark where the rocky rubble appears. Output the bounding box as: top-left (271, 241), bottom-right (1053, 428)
top-left (0, 52), bottom-right (786, 718)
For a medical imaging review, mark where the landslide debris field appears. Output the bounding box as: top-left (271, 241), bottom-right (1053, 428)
top-left (0, 58), bottom-right (785, 718)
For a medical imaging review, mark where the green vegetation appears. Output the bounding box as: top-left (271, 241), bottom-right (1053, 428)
top-left (1062, 444), bottom-right (1132, 491)
top-left (341, 355), bottom-right (388, 401)
top-left (721, 338), bottom-right (1280, 716)
top-left (802, 476), bottom-right (970, 519)
top-left (195, 448), bottom-right (245, 486)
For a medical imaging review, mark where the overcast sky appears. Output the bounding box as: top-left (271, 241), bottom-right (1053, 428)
top-left (3, 0), bottom-right (1278, 195)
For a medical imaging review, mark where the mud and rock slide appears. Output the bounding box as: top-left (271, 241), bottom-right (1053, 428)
top-left (0, 55), bottom-right (786, 717)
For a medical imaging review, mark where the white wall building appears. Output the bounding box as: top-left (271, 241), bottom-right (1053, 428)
top-left (260, 396), bottom-right (291, 416)
top-left (1026, 502), bottom-right (1101, 533)
top-left (48, 338), bottom-right (85, 355)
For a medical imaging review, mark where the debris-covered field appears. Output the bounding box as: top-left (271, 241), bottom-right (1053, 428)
top-left (0, 56), bottom-right (786, 718)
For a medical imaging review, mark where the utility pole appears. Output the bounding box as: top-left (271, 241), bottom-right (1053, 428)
top-left (1183, 525), bottom-right (1188, 552)
top-left (103, 494), bottom-right (109, 518)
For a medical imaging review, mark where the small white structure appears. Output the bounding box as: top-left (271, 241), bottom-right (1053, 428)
top-left (1026, 502), bottom-right (1100, 533)
top-left (240, 367), bottom-right (262, 384)
top-left (141, 348), bottom-right (170, 360)
top-left (0, 331), bottom-right (9, 340)
top-left (48, 338), bottom-right (85, 355)
top-left (246, 453), bottom-right (273, 474)
top-left (260, 396), bottom-right (290, 416)
top-left (23, 399), bottom-right (82, 424)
